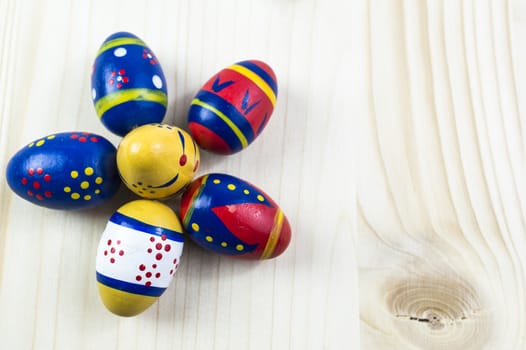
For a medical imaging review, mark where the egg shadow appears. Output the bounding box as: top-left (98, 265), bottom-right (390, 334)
top-left (150, 238), bottom-right (264, 326)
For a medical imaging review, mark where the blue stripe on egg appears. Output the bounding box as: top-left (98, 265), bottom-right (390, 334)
top-left (96, 272), bottom-right (166, 297)
top-left (188, 90), bottom-right (256, 151)
top-left (236, 60), bottom-right (278, 96)
top-left (110, 211), bottom-right (185, 242)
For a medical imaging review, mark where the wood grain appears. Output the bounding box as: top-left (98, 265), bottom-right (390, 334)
top-left (0, 0), bottom-right (356, 349)
top-left (358, 0), bottom-right (526, 348)
top-left (3, 0), bottom-right (525, 349)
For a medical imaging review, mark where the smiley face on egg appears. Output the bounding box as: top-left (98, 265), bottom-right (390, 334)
top-left (116, 124), bottom-right (200, 199)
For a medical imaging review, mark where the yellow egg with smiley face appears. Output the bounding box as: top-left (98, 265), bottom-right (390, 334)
top-left (117, 123), bottom-right (200, 199)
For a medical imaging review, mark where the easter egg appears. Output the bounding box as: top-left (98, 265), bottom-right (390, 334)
top-left (180, 173), bottom-right (291, 259)
top-left (95, 200), bottom-right (184, 317)
top-left (91, 31), bottom-right (168, 136)
top-left (187, 59), bottom-right (277, 155)
top-left (116, 123), bottom-right (200, 199)
top-left (6, 132), bottom-right (120, 210)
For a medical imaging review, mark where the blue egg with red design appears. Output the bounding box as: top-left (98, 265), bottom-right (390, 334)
top-left (6, 132), bottom-right (121, 210)
top-left (180, 173), bottom-right (291, 260)
top-left (187, 60), bottom-right (277, 155)
top-left (91, 31), bottom-right (168, 136)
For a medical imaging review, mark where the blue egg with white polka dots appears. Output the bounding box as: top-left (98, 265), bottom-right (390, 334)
top-left (91, 32), bottom-right (168, 136)
top-left (6, 132), bottom-right (121, 210)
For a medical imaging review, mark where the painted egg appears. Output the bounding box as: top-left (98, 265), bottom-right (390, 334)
top-left (187, 59), bottom-right (277, 155)
top-left (91, 31), bottom-right (168, 136)
top-left (116, 123), bottom-right (200, 199)
top-left (95, 200), bottom-right (184, 317)
top-left (6, 132), bottom-right (120, 210)
top-left (180, 173), bottom-right (291, 259)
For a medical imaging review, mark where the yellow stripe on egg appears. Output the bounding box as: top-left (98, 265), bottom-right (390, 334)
top-left (96, 37), bottom-right (146, 56)
top-left (190, 98), bottom-right (249, 148)
top-left (95, 89), bottom-right (167, 118)
top-left (182, 175), bottom-right (209, 228)
top-left (227, 64), bottom-right (277, 106)
top-left (260, 209), bottom-right (284, 260)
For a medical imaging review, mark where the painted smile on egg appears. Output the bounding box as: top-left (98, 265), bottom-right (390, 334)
top-left (150, 173), bottom-right (179, 188)
top-left (130, 172), bottom-right (182, 195)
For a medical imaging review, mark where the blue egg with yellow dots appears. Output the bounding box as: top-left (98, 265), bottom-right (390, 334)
top-left (6, 132), bottom-right (120, 210)
top-left (91, 31), bottom-right (168, 136)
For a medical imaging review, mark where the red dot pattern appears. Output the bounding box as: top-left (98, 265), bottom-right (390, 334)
top-left (21, 167), bottom-right (53, 200)
top-left (69, 132), bottom-right (99, 143)
top-left (132, 235), bottom-right (179, 287)
top-left (105, 238), bottom-right (125, 264)
top-left (100, 231), bottom-right (181, 290)
top-left (142, 48), bottom-right (159, 65)
top-left (108, 69), bottom-right (129, 89)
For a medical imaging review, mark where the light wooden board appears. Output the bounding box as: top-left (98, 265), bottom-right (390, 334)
top-left (0, 0), bottom-right (357, 349)
top-left (3, 0), bottom-right (526, 349)
top-left (357, 0), bottom-right (526, 349)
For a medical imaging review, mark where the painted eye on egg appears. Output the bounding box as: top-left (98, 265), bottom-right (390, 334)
top-left (179, 154), bottom-right (187, 166)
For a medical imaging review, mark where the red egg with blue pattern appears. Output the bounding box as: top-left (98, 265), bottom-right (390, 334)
top-left (91, 32), bottom-right (168, 136)
top-left (187, 60), bottom-right (277, 155)
top-left (180, 173), bottom-right (291, 259)
top-left (6, 132), bottom-right (120, 210)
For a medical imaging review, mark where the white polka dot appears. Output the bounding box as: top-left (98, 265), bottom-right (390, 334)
top-left (114, 47), bottom-right (127, 57)
top-left (92, 88), bottom-right (96, 100)
top-left (152, 75), bottom-right (163, 89)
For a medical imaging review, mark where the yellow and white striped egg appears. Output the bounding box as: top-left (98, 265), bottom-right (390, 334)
top-left (95, 200), bottom-right (184, 316)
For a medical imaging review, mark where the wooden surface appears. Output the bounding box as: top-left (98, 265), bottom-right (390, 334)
top-left (357, 0), bottom-right (526, 349)
top-left (2, 0), bottom-right (526, 349)
top-left (0, 0), bottom-right (356, 349)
